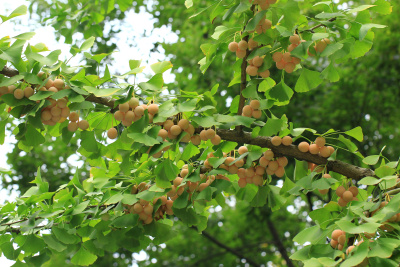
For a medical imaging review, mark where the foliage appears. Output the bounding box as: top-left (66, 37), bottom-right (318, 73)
top-left (0, 0), bottom-right (398, 266)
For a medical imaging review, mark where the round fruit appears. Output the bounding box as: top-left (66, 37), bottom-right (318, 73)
top-left (78, 120), bottom-right (89, 130)
top-left (134, 106), bottom-right (145, 117)
top-left (309, 144), bottom-right (320, 154)
top-left (236, 49), bottom-right (246, 59)
top-left (319, 146), bottom-right (331, 157)
top-left (128, 97), bottom-right (139, 108)
top-left (53, 79), bottom-right (65, 90)
top-left (238, 40), bottom-right (248, 50)
top-left (205, 129), bottom-right (216, 139)
top-left (250, 100), bottom-right (260, 110)
top-left (264, 150), bottom-right (274, 160)
top-left (51, 106), bottom-right (61, 116)
top-left (45, 79), bottom-right (53, 89)
top-left (158, 129), bottom-right (168, 139)
top-left (125, 110), bottom-right (135, 122)
top-left (238, 146), bottom-right (248, 155)
top-left (349, 186), bottom-right (359, 197)
top-left (275, 166), bottom-right (285, 177)
top-left (259, 69), bottom-right (270, 78)
top-left (48, 86), bottom-right (58, 93)
top-left (284, 62), bottom-right (296, 73)
top-left (14, 89), bottom-right (24, 99)
top-left (268, 161), bottom-right (279, 172)
top-left (191, 135), bottom-right (201, 145)
top-left (342, 191), bottom-right (353, 202)
top-left (61, 107), bottom-right (70, 118)
top-left (252, 56), bottom-right (263, 67)
top-left (170, 125), bottom-right (182, 136)
top-left (271, 136), bottom-right (282, 146)
top-left (69, 112), bottom-right (79, 122)
top-left (331, 229), bottom-right (344, 240)
top-left (119, 102), bottom-right (130, 112)
top-left (336, 186), bottom-right (346, 197)
top-left (178, 119), bottom-right (189, 130)
top-left (107, 128), bottom-right (118, 139)
top-left (242, 105), bottom-right (253, 117)
top-left (67, 121), bottom-right (78, 132)
top-left (282, 136), bottom-right (292, 146)
top-left (41, 110), bottom-right (52, 121)
top-left (200, 130), bottom-right (208, 141)
top-left (148, 104), bottom-right (159, 115)
top-left (228, 42), bottom-right (239, 52)
top-left (338, 197), bottom-right (348, 207)
top-left (298, 142), bottom-right (309, 152)
top-left (163, 120), bottom-right (174, 131)
top-left (272, 52), bottom-right (283, 62)
top-left (289, 34), bottom-right (300, 44)
top-left (24, 87), bottom-right (34, 98)
top-left (246, 65), bottom-right (258, 76)
top-left (57, 98), bottom-right (67, 109)
top-left (211, 134), bottom-right (221, 145)
top-left (315, 136), bottom-right (326, 147)
top-left (252, 109), bottom-right (262, 119)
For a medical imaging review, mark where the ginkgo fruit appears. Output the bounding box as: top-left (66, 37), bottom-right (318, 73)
top-left (14, 89), bottom-right (24, 99)
top-left (107, 128), bottom-right (118, 139)
top-left (53, 79), bottom-right (64, 90)
top-left (148, 104), bottom-right (159, 115)
top-left (228, 42), bottom-right (238, 52)
top-left (24, 87), bottom-right (34, 98)
top-left (69, 112), bottom-right (79, 122)
top-left (271, 136), bottom-right (282, 146)
top-left (78, 120), bottom-right (89, 130)
top-left (67, 121), bottom-right (78, 132)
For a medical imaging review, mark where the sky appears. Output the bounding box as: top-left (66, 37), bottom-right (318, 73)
top-left (0, 0), bottom-right (178, 265)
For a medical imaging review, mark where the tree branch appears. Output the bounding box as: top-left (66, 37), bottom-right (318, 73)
top-left (199, 229), bottom-right (260, 267)
top-left (265, 215), bottom-right (294, 267)
top-left (0, 66), bottom-right (376, 180)
top-left (300, 17), bottom-right (337, 33)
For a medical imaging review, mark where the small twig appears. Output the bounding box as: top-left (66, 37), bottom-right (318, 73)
top-left (300, 17), bottom-right (337, 33)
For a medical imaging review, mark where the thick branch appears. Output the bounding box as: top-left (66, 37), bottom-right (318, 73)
top-left (0, 66), bottom-right (375, 180)
top-left (214, 129), bottom-right (374, 180)
top-left (265, 216), bottom-right (294, 267)
top-left (200, 230), bottom-right (260, 267)
top-left (0, 66), bottom-right (19, 77)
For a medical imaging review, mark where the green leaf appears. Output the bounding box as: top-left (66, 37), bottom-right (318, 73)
top-left (245, 10), bottom-right (267, 32)
top-left (259, 118), bottom-right (286, 136)
top-left (129, 59), bottom-right (141, 69)
top-left (363, 155), bottom-right (380, 165)
top-left (359, 176), bottom-right (379, 185)
top-left (84, 86), bottom-right (120, 97)
top-left (359, 24), bottom-right (386, 40)
top-left (25, 125), bottom-right (45, 146)
top-left (155, 159), bottom-right (179, 188)
top-left (344, 126), bottom-right (363, 141)
top-left (80, 37), bottom-right (96, 50)
top-left (375, 166), bottom-right (396, 178)
top-left (335, 220), bottom-right (380, 234)
top-left (42, 235), bottom-right (67, 252)
top-left (338, 134), bottom-right (358, 152)
top-left (29, 91), bottom-right (54, 100)
top-left (185, 0), bottom-right (193, 8)
top-left (370, 0), bottom-right (392, 15)
top-left (128, 133), bottom-right (159, 146)
top-left (0, 5), bottom-right (27, 23)
top-left (71, 246), bottom-right (98, 266)
top-left (295, 68), bottom-right (323, 92)
top-left (321, 63), bottom-right (340, 82)
top-left (346, 5), bottom-right (376, 14)
top-left (53, 227), bottom-right (80, 244)
top-left (368, 238), bottom-right (400, 258)
top-left (267, 80), bottom-right (293, 106)
top-left (151, 61), bottom-right (173, 74)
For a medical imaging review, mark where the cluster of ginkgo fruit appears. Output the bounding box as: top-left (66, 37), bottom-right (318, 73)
top-left (67, 111), bottom-right (90, 132)
top-left (249, 13), bottom-right (272, 34)
top-left (272, 50), bottom-right (301, 74)
top-left (335, 184), bottom-right (359, 207)
top-left (308, 38), bottom-right (331, 56)
top-left (249, 0), bottom-right (277, 10)
top-left (298, 136), bottom-right (335, 158)
top-left (128, 183), bottom-right (174, 224)
top-left (41, 98), bottom-right (70, 126)
top-left (0, 85), bottom-right (35, 99)
top-left (242, 99), bottom-right (262, 119)
top-left (246, 56), bottom-right (270, 78)
top-left (107, 98), bottom-right (159, 139)
top-left (330, 229), bottom-right (369, 266)
top-left (167, 165), bottom-right (226, 201)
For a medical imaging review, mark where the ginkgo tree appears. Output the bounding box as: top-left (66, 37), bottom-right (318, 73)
top-left (0, 0), bottom-right (398, 266)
